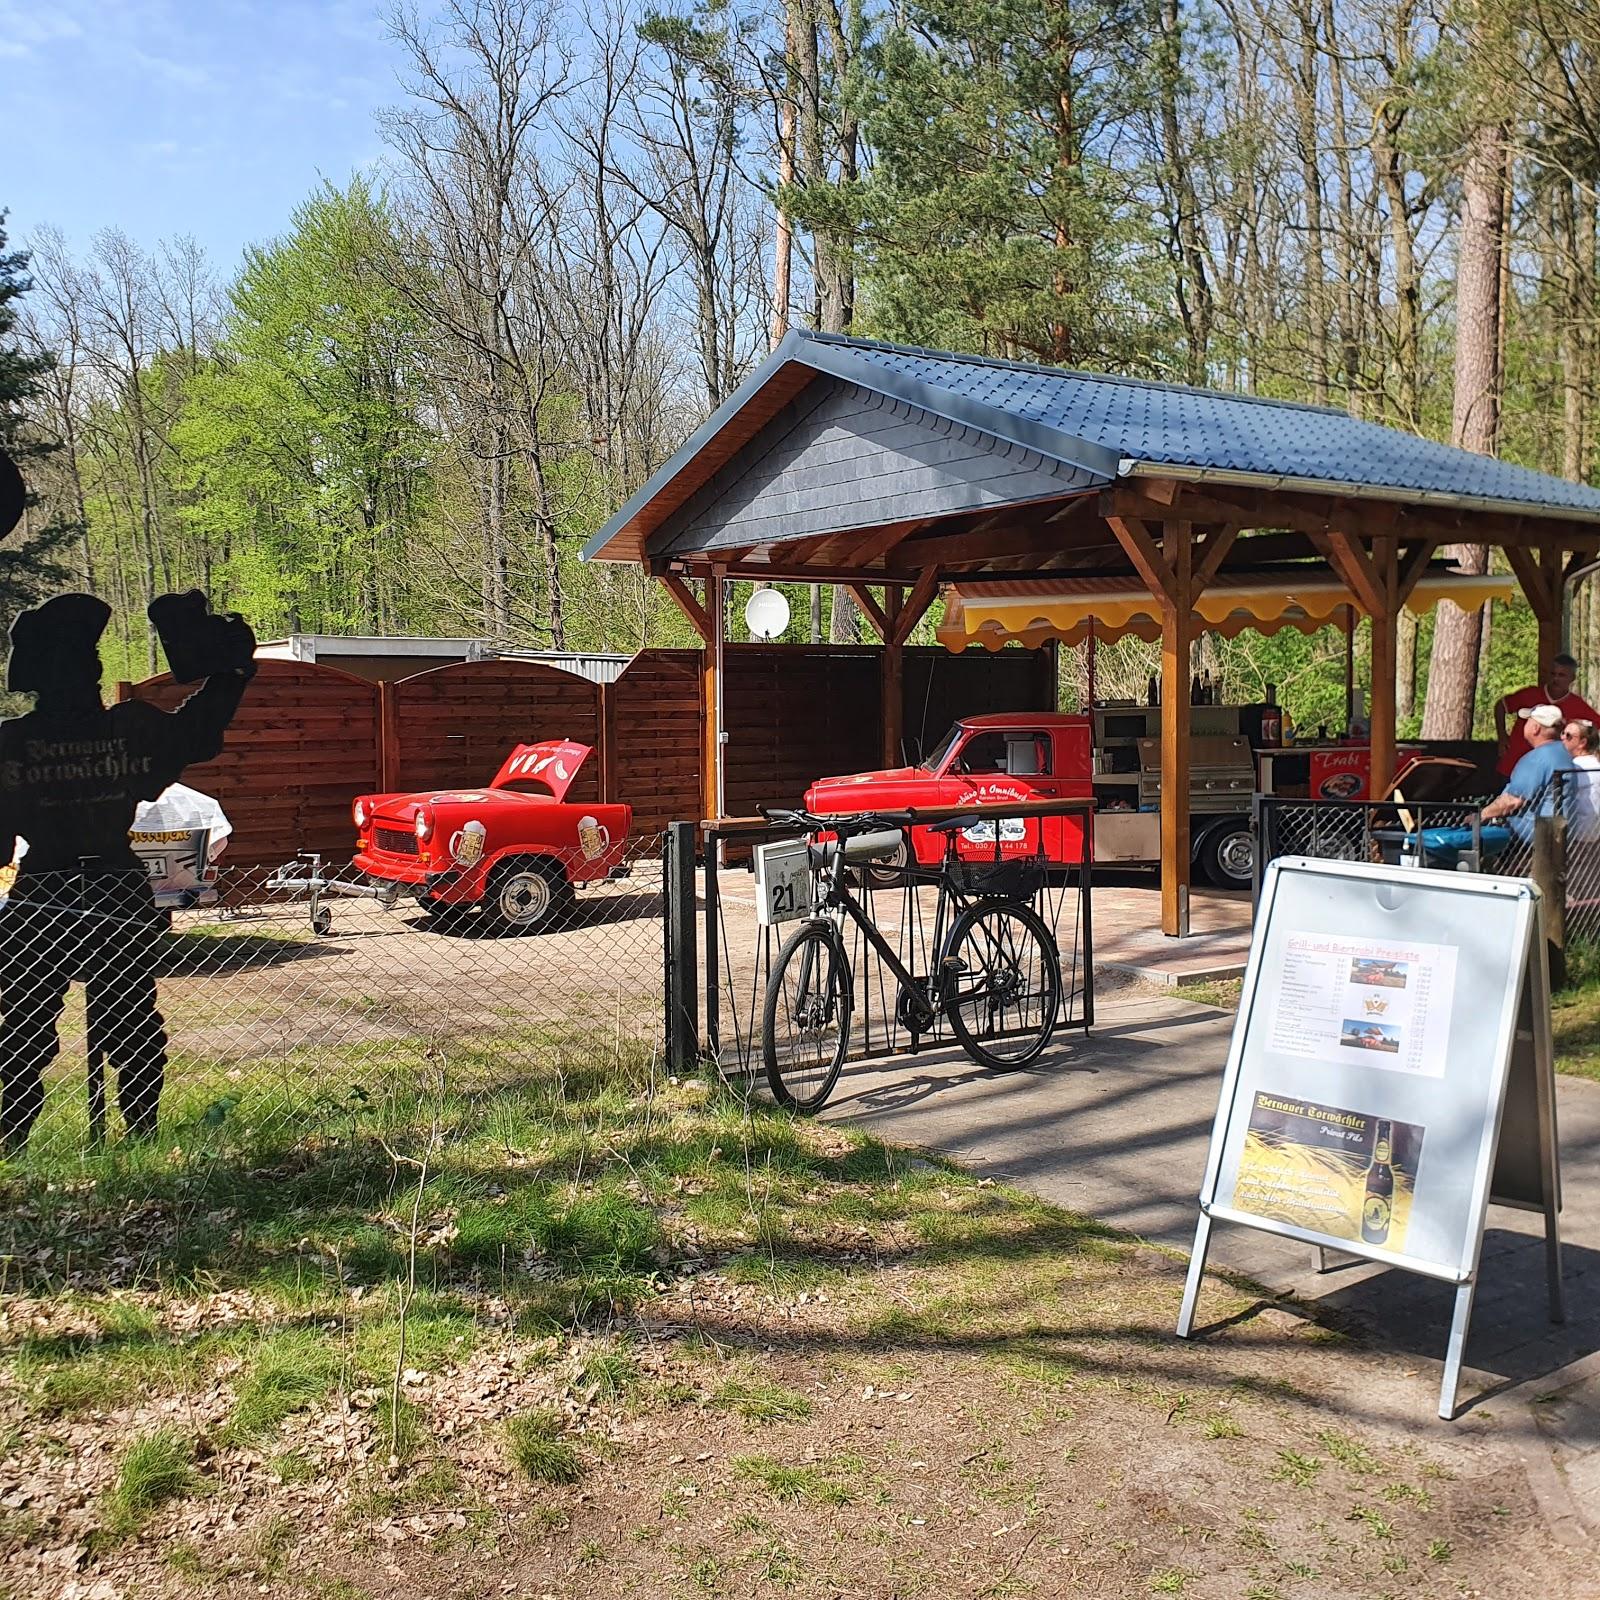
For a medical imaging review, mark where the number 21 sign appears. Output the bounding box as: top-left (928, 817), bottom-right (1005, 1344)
top-left (754, 839), bottom-right (813, 926)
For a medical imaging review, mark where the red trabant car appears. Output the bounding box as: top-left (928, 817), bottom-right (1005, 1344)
top-left (353, 740), bottom-right (631, 933)
top-left (805, 713), bottom-right (1093, 869)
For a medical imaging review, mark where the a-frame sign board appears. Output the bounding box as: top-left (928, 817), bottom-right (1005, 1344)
top-left (1177, 856), bottom-right (1563, 1420)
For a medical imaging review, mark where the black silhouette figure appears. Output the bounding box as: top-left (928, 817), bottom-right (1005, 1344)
top-left (0, 589), bottom-right (255, 1153)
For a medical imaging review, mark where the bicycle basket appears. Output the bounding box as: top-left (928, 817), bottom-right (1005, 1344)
top-left (953, 856), bottom-right (1044, 901)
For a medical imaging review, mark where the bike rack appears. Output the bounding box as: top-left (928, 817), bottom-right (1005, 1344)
top-left (266, 851), bottom-right (401, 936)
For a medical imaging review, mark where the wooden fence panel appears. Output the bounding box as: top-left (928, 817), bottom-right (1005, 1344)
top-left (901, 645), bottom-right (1055, 762)
top-left (126, 660), bottom-right (381, 869)
top-left (606, 649), bottom-right (703, 836)
top-left (389, 660), bottom-right (602, 801)
top-left (722, 644), bottom-right (882, 817)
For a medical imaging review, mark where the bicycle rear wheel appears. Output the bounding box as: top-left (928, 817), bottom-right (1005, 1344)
top-left (942, 900), bottom-right (1061, 1070)
top-left (763, 921), bottom-right (852, 1112)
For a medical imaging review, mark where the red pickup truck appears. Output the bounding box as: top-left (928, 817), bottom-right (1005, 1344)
top-left (805, 713), bottom-right (1094, 871)
top-left (353, 740), bottom-right (630, 932)
top-left (804, 711), bottom-right (1256, 887)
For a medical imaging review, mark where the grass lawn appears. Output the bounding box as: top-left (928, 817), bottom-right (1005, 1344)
top-left (0, 1039), bottom-right (1576, 1598)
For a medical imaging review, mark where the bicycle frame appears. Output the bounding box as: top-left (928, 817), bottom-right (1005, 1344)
top-left (805, 828), bottom-right (985, 1028)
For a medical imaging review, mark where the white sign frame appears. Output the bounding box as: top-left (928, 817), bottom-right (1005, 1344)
top-left (1176, 855), bottom-right (1563, 1419)
top-left (754, 838), bottom-right (813, 927)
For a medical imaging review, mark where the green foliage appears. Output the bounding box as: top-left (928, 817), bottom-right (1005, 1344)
top-left (227, 1328), bottom-right (343, 1440)
top-left (0, 211), bottom-right (75, 612)
top-left (712, 1377), bottom-right (814, 1424)
top-left (173, 180), bottom-right (429, 637)
top-left (805, 0), bottom-right (1172, 366)
top-left (105, 1427), bottom-right (200, 1533)
top-left (506, 1408), bottom-right (583, 1484)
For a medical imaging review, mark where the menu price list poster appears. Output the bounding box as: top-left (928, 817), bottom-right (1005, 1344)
top-left (1269, 933), bottom-right (1457, 1079)
top-left (1233, 1092), bottom-right (1423, 1253)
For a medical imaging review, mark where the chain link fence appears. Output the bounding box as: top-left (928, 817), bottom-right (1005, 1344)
top-left (1257, 770), bottom-right (1600, 975)
top-left (684, 814), bottom-right (1094, 1083)
top-left (0, 837), bottom-right (668, 1168)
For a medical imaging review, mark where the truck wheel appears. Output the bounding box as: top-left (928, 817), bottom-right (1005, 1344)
top-left (1198, 821), bottom-right (1254, 890)
top-left (484, 858), bottom-right (572, 934)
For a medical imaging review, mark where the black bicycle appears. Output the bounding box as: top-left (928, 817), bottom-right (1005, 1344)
top-left (758, 808), bottom-right (1063, 1113)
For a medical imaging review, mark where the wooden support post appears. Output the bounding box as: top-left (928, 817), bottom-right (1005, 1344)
top-left (378, 678), bottom-right (400, 794)
top-left (882, 590), bottom-right (904, 766)
top-left (1161, 524), bottom-right (1193, 939)
top-left (1369, 536), bottom-right (1399, 797)
top-left (1539, 545), bottom-right (1565, 668)
top-left (1342, 607), bottom-right (1356, 725)
top-left (702, 572), bottom-right (725, 824)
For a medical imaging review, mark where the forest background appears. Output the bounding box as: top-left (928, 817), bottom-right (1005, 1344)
top-left (8, 0), bottom-right (1600, 740)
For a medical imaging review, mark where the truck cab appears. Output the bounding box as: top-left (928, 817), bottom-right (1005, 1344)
top-left (806, 708), bottom-right (1258, 888)
top-left (805, 713), bottom-right (1094, 867)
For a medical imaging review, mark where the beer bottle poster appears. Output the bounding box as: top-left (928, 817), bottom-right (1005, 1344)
top-left (1202, 858), bottom-right (1538, 1280)
top-left (1234, 1095), bottom-right (1422, 1252)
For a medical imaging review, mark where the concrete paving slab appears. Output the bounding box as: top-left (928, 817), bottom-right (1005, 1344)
top-left (822, 990), bottom-right (1600, 1537)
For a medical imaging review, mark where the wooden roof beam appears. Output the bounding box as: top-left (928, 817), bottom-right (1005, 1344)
top-left (890, 568), bottom-right (942, 647)
top-left (1306, 529), bottom-right (1386, 616)
top-left (660, 574), bottom-right (713, 643)
top-left (847, 584), bottom-right (892, 642)
top-left (1105, 514), bottom-right (1178, 609)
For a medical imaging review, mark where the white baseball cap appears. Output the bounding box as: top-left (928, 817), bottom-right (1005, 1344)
top-left (1526, 703), bottom-right (1564, 729)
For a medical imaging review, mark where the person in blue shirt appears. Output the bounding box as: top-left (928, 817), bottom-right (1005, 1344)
top-left (1480, 703), bottom-right (1578, 844)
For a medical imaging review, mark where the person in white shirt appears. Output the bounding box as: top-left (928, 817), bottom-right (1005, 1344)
top-left (1561, 719), bottom-right (1600, 840)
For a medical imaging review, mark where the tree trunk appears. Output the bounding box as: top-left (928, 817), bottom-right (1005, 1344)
top-left (1421, 119), bottom-right (1505, 740)
top-left (770, 2), bottom-right (797, 349)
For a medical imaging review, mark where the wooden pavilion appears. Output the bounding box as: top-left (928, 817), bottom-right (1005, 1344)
top-left (584, 331), bottom-right (1600, 935)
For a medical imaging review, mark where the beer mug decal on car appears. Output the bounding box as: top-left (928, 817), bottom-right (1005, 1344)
top-left (577, 814), bottom-right (609, 861)
top-left (450, 818), bottom-right (487, 867)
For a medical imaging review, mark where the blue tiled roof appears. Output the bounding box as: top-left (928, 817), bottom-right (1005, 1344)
top-left (584, 329), bottom-right (1600, 564)
top-left (824, 334), bottom-right (1600, 518)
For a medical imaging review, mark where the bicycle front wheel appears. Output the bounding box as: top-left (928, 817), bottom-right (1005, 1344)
top-left (942, 900), bottom-right (1061, 1071)
top-left (763, 921), bottom-right (853, 1112)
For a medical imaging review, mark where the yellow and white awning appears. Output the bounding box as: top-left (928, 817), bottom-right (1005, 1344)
top-left (936, 569), bottom-right (1517, 652)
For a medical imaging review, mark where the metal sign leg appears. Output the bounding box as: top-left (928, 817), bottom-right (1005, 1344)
top-left (1439, 1281), bottom-right (1477, 1420)
top-left (1176, 1212), bottom-right (1213, 1338)
top-left (1530, 931), bottom-right (1567, 1326)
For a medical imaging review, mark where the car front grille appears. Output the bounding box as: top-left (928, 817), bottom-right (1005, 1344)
top-left (373, 826), bottom-right (419, 856)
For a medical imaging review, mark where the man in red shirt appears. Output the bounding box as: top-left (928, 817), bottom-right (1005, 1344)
top-left (1496, 653), bottom-right (1600, 777)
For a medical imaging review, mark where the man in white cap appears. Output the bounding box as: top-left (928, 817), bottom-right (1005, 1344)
top-left (1480, 702), bottom-right (1578, 845)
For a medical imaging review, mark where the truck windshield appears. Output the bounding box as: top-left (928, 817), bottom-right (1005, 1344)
top-left (921, 723), bottom-right (964, 772)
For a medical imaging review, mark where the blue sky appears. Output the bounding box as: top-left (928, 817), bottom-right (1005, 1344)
top-left (2, 0), bottom-right (406, 269)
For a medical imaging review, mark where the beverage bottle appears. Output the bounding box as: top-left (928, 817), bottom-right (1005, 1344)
top-left (1362, 1120), bottom-right (1395, 1245)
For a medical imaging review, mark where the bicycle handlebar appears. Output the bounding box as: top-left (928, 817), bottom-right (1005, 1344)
top-left (758, 805), bottom-right (905, 836)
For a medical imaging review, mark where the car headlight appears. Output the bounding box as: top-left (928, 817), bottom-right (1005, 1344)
top-left (414, 809), bottom-right (433, 842)
top-left (353, 798), bottom-right (369, 828)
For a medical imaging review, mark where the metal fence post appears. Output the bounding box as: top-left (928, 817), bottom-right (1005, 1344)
top-left (1079, 847), bottom-right (1095, 1030)
top-left (664, 821), bottom-right (699, 1072)
top-left (703, 830), bottom-right (721, 1063)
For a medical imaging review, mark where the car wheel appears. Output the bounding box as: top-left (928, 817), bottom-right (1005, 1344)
top-left (484, 858), bottom-right (571, 934)
top-left (861, 832), bottom-right (912, 891)
top-left (1198, 821), bottom-right (1254, 890)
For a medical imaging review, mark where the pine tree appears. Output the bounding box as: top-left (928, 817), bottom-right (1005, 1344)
top-left (0, 212), bottom-right (75, 617)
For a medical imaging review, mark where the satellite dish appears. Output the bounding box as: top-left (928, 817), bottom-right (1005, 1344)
top-left (744, 586), bottom-right (790, 641)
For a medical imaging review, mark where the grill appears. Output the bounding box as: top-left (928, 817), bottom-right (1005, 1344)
top-left (374, 826), bottom-right (419, 856)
